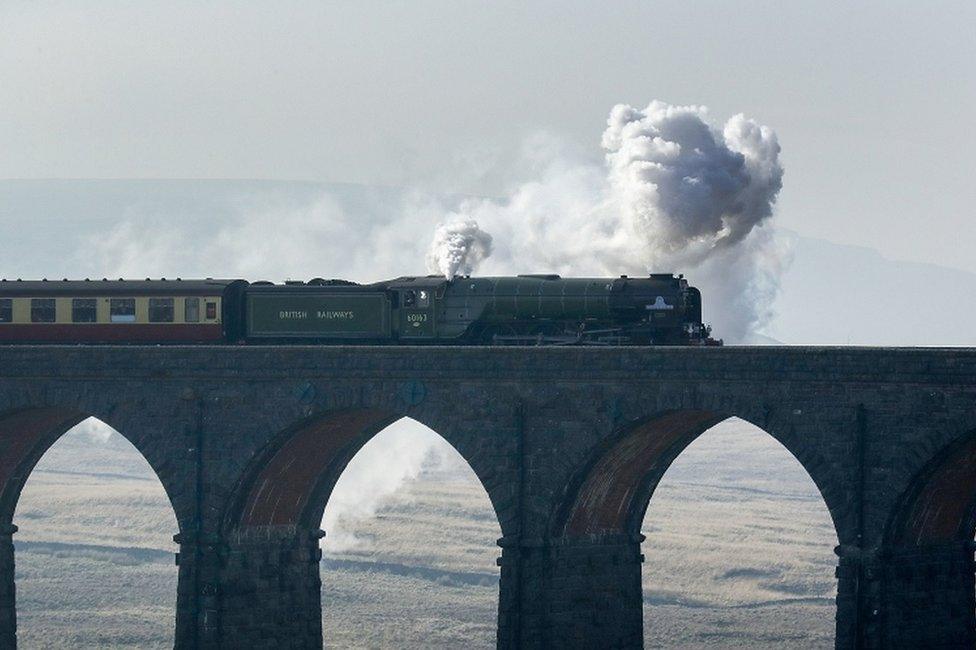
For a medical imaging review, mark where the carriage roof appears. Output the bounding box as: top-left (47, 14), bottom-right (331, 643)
top-left (0, 278), bottom-right (241, 297)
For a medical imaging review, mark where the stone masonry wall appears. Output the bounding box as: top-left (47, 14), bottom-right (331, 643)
top-left (880, 543), bottom-right (976, 648)
top-left (217, 526), bottom-right (324, 649)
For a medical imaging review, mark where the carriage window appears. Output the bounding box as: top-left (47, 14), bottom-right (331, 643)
top-left (205, 301), bottom-right (217, 320)
top-left (0, 299), bottom-right (11, 323)
top-left (149, 298), bottom-right (174, 323)
top-left (30, 298), bottom-right (56, 323)
top-left (403, 290), bottom-right (416, 307)
top-left (184, 297), bottom-right (200, 323)
top-left (110, 298), bottom-right (136, 323)
top-left (417, 290), bottom-right (430, 308)
top-left (71, 298), bottom-right (97, 323)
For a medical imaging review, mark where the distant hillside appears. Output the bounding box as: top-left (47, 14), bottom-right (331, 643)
top-left (0, 179), bottom-right (445, 279)
top-left (770, 234), bottom-right (976, 346)
top-left (2, 179), bottom-right (973, 346)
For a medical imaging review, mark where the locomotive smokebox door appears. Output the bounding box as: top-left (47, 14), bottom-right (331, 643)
top-left (399, 289), bottom-right (435, 339)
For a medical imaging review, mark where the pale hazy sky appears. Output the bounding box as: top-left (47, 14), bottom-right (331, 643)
top-left (2, 1), bottom-right (974, 271)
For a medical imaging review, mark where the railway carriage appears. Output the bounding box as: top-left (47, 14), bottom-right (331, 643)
top-left (0, 279), bottom-right (246, 343)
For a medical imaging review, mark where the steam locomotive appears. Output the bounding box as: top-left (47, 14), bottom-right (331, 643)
top-left (0, 274), bottom-right (717, 345)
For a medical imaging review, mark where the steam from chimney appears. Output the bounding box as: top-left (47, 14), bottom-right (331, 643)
top-left (425, 218), bottom-right (493, 279)
top-left (83, 100), bottom-right (784, 343)
top-left (602, 101), bottom-right (783, 267)
top-left (424, 100), bottom-right (786, 340)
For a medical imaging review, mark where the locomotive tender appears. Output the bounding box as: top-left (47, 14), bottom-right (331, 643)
top-left (0, 274), bottom-right (715, 345)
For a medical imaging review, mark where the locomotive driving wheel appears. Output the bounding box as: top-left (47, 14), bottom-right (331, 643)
top-left (476, 324), bottom-right (520, 346)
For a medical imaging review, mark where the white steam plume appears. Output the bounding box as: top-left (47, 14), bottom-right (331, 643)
top-left (425, 218), bottom-right (493, 279)
top-left (423, 100), bottom-right (786, 341)
top-left (602, 102), bottom-right (782, 266)
top-left (321, 419), bottom-right (452, 552)
top-left (82, 101), bottom-right (784, 342)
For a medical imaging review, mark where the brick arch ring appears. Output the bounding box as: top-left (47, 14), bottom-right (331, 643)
top-left (548, 409), bottom-right (844, 543)
top-left (222, 407), bottom-right (509, 536)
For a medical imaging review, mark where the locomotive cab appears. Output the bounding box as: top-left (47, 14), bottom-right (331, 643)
top-left (388, 277), bottom-right (447, 340)
top-left (398, 288), bottom-right (435, 338)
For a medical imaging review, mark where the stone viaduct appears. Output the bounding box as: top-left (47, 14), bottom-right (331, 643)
top-left (0, 346), bottom-right (974, 648)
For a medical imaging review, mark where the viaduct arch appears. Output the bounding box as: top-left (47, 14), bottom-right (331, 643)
top-left (635, 418), bottom-right (839, 646)
top-left (216, 409), bottom-right (507, 647)
top-left (0, 345), bottom-right (973, 648)
top-left (539, 409), bottom-right (846, 647)
top-left (0, 407), bottom-right (186, 648)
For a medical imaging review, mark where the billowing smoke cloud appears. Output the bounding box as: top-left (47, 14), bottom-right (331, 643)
top-left (425, 218), bottom-right (493, 279)
top-left (321, 420), bottom-right (452, 552)
top-left (424, 100), bottom-right (786, 341)
top-left (79, 100), bottom-right (785, 344)
top-left (602, 102), bottom-right (782, 266)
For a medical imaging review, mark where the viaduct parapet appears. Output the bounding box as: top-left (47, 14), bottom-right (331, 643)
top-left (0, 346), bottom-right (975, 648)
